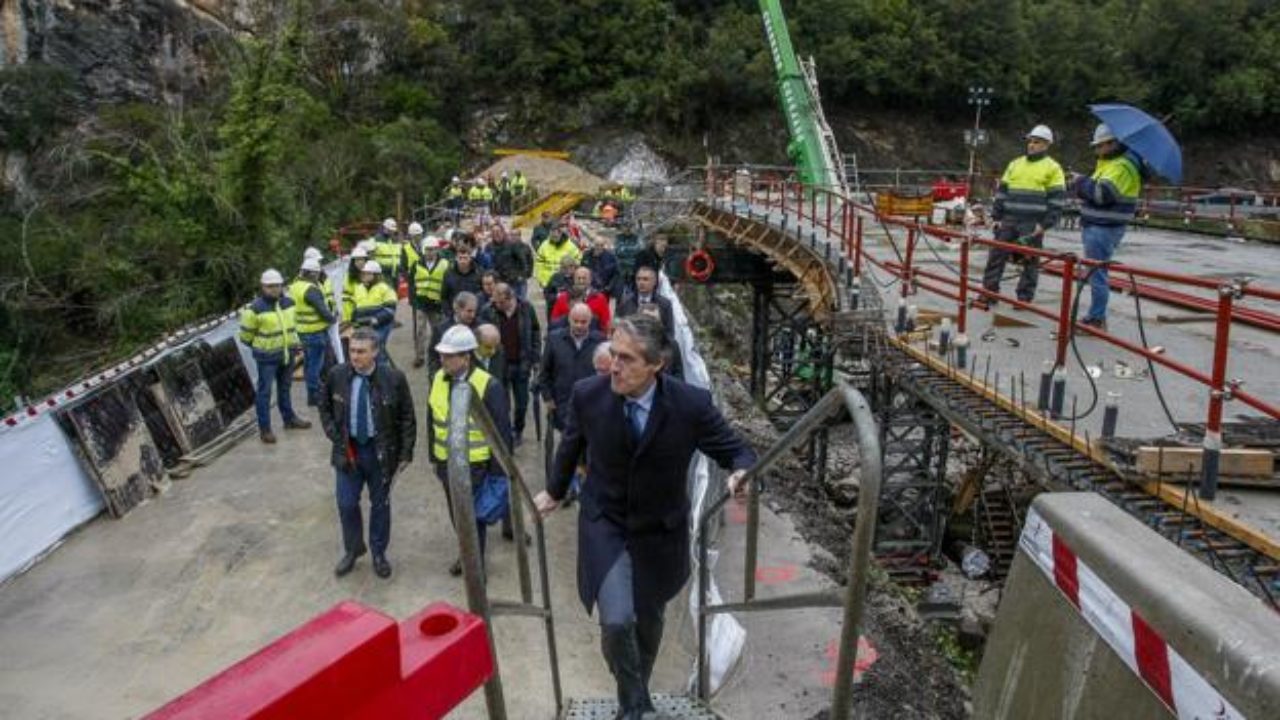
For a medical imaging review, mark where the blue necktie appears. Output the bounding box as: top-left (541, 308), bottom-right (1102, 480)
top-left (355, 377), bottom-right (370, 444)
top-left (625, 401), bottom-right (643, 442)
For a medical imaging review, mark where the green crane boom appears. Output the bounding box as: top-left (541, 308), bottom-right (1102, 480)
top-left (759, 0), bottom-right (845, 192)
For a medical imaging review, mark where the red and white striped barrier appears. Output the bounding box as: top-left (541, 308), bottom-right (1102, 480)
top-left (1020, 507), bottom-right (1244, 719)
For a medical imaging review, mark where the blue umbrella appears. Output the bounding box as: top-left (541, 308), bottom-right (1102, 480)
top-left (1089, 103), bottom-right (1183, 184)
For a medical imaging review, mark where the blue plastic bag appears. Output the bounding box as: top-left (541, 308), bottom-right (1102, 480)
top-left (474, 474), bottom-right (510, 526)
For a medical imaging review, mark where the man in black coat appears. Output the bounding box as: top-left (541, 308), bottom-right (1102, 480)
top-left (616, 265), bottom-right (682, 380)
top-left (489, 227), bottom-right (534, 300)
top-left (440, 239), bottom-right (484, 317)
top-left (537, 303), bottom-right (605, 431)
top-left (317, 328), bottom-right (416, 580)
top-left (479, 283), bottom-right (542, 444)
top-left (535, 315), bottom-right (756, 719)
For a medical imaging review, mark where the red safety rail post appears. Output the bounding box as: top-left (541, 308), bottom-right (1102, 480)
top-left (825, 190), bottom-right (833, 233)
top-left (853, 214), bottom-right (864, 278)
top-left (957, 237), bottom-right (971, 336)
top-left (1054, 255), bottom-right (1077, 369)
top-left (1200, 284), bottom-right (1237, 502)
top-left (810, 186), bottom-right (817, 228)
top-left (901, 227), bottom-right (917, 298)
top-left (841, 202), bottom-right (851, 257)
top-left (147, 601), bottom-right (492, 720)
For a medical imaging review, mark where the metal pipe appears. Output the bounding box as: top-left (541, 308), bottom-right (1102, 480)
top-left (957, 237), bottom-right (971, 335)
top-left (468, 392), bottom-right (534, 603)
top-left (447, 381), bottom-right (507, 719)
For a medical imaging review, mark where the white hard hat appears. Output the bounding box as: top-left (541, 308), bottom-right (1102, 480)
top-left (501, 171), bottom-right (509, 177)
top-left (477, 178), bottom-right (487, 186)
top-left (362, 261), bottom-right (383, 275)
top-left (260, 269), bottom-right (284, 285)
top-left (1026, 124), bottom-right (1054, 143)
top-left (452, 176), bottom-right (460, 183)
top-left (300, 257), bottom-right (322, 273)
top-left (423, 235), bottom-right (442, 249)
top-left (358, 239), bottom-right (376, 253)
top-left (408, 221), bottom-right (424, 237)
top-left (1091, 123), bottom-right (1116, 146)
top-left (350, 247), bottom-right (369, 259)
top-left (303, 246), bottom-right (322, 261)
top-left (435, 325), bottom-right (478, 354)
top-left (383, 218), bottom-right (398, 233)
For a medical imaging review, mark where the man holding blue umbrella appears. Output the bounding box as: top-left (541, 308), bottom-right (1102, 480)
top-left (1071, 123), bottom-right (1145, 330)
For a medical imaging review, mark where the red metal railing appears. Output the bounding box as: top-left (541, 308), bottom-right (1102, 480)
top-left (718, 169), bottom-right (1280, 496)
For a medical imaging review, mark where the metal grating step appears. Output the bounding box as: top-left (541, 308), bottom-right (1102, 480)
top-left (563, 693), bottom-right (721, 720)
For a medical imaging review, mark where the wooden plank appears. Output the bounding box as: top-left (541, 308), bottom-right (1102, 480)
top-left (1135, 446), bottom-right (1275, 478)
top-left (892, 338), bottom-right (1280, 560)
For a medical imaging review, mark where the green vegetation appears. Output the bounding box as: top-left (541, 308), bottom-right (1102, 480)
top-left (2, 0), bottom-right (1278, 399)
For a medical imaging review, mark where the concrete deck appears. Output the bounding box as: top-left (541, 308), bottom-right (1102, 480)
top-left (0, 283), bottom-right (857, 718)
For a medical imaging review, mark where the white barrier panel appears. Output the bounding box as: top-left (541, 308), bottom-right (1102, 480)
top-left (0, 415), bottom-right (103, 582)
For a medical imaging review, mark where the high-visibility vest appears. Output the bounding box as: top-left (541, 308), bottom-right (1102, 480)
top-left (414, 257), bottom-right (450, 303)
top-left (353, 281), bottom-right (398, 324)
top-left (238, 296), bottom-right (298, 359)
top-left (468, 185), bottom-right (493, 202)
top-left (342, 276), bottom-right (361, 323)
top-left (373, 239), bottom-right (402, 275)
top-left (288, 277), bottom-right (332, 334)
top-left (995, 155), bottom-right (1066, 222)
top-left (512, 174), bottom-right (528, 193)
top-left (428, 367), bottom-right (493, 462)
top-left (1080, 154), bottom-right (1142, 226)
top-left (447, 184), bottom-right (465, 200)
top-left (533, 238), bottom-right (582, 287)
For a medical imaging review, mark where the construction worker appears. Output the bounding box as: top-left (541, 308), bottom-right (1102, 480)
top-left (511, 170), bottom-right (528, 199)
top-left (530, 212), bottom-right (556, 250)
top-left (373, 218), bottom-right (403, 281)
top-left (468, 178), bottom-right (494, 225)
top-left (318, 326), bottom-right (416, 580)
top-left (445, 176), bottom-right (466, 222)
top-left (304, 247), bottom-right (331, 296)
top-left (239, 269), bottom-right (311, 443)
top-left (353, 260), bottom-right (398, 363)
top-left (533, 226), bottom-right (583, 297)
top-left (426, 324), bottom-right (511, 577)
top-left (342, 246), bottom-right (369, 325)
top-left (976, 124), bottom-right (1066, 309)
top-left (1071, 123), bottom-right (1144, 330)
top-left (429, 291), bottom-right (480, 374)
top-left (496, 171), bottom-right (513, 215)
top-left (290, 257), bottom-right (337, 406)
top-left (401, 222), bottom-right (424, 275)
top-left (409, 234), bottom-right (449, 368)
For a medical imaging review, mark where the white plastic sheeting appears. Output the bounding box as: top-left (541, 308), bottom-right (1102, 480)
top-left (658, 274), bottom-right (748, 695)
top-left (0, 414), bottom-right (104, 582)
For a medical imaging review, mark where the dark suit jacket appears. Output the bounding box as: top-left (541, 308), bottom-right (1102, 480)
top-left (317, 364), bottom-right (416, 476)
top-left (550, 374), bottom-right (756, 613)
top-left (537, 328), bottom-right (605, 428)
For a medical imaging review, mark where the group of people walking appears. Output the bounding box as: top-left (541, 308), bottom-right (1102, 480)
top-left (238, 199), bottom-right (752, 718)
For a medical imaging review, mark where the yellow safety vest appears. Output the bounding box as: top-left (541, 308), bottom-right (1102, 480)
top-left (995, 155), bottom-right (1066, 221)
top-left (238, 297), bottom-right (298, 359)
top-left (533, 238), bottom-right (582, 287)
top-left (288, 278), bottom-right (332, 334)
top-left (353, 281), bottom-right (397, 320)
top-left (468, 186), bottom-right (493, 202)
top-left (428, 368), bottom-right (493, 462)
top-left (448, 184), bottom-right (465, 199)
top-left (373, 240), bottom-right (402, 275)
top-left (1081, 154), bottom-right (1143, 225)
top-left (414, 257), bottom-right (450, 303)
top-left (512, 174), bottom-right (528, 193)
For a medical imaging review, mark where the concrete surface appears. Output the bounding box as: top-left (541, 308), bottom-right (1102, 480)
top-left (973, 492), bottom-right (1280, 719)
top-left (0, 269), bottom-right (850, 718)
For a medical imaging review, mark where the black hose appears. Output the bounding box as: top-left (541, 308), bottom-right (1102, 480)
top-left (1127, 269), bottom-right (1181, 434)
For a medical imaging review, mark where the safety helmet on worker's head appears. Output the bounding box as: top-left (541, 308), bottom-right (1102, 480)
top-left (350, 247), bottom-right (369, 259)
top-left (383, 218), bottom-right (398, 233)
top-left (260, 269), bottom-right (284, 285)
top-left (362, 261), bottom-right (383, 275)
top-left (477, 178), bottom-right (487, 186)
top-left (303, 246), bottom-right (322, 261)
top-left (423, 235), bottom-right (442, 250)
top-left (435, 325), bottom-right (478, 355)
top-left (1026, 124), bottom-right (1054, 144)
top-left (408, 221), bottom-right (424, 237)
top-left (452, 176), bottom-right (460, 183)
top-left (1091, 123), bottom-right (1117, 146)
top-left (358, 239), bottom-right (377, 253)
top-left (300, 257), bottom-right (322, 273)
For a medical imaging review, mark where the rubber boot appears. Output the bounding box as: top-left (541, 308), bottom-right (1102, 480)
top-left (635, 612), bottom-right (665, 687)
top-left (601, 622), bottom-right (654, 719)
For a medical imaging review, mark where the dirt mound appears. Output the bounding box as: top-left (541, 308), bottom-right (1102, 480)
top-left (478, 154), bottom-right (608, 196)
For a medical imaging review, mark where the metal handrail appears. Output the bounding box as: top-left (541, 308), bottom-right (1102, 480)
top-left (696, 380), bottom-right (881, 720)
top-left (446, 382), bottom-right (564, 719)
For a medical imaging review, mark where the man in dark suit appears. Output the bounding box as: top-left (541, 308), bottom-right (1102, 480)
top-left (535, 315), bottom-right (756, 719)
top-left (616, 264), bottom-right (682, 380)
top-left (537, 303), bottom-right (606, 432)
top-left (317, 327), bottom-right (416, 579)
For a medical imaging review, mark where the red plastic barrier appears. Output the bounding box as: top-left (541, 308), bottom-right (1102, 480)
top-left (147, 601), bottom-right (492, 720)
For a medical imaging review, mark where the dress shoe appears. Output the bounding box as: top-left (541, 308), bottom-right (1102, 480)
top-left (284, 417), bottom-right (312, 430)
top-left (260, 430), bottom-right (277, 444)
top-left (334, 548), bottom-right (367, 577)
top-left (449, 558), bottom-right (463, 577)
top-left (372, 555), bottom-right (392, 579)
